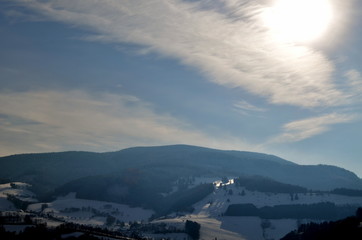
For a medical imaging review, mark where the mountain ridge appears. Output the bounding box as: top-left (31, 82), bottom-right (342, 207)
top-left (0, 144), bottom-right (361, 193)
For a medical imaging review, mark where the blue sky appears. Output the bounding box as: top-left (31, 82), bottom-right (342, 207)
top-left (1, 0), bottom-right (362, 176)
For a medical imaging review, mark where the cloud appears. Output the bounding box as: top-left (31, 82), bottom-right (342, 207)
top-left (345, 69), bottom-right (362, 84)
top-left (9, 0), bottom-right (345, 108)
top-left (233, 100), bottom-right (266, 116)
top-left (2, 9), bottom-right (45, 22)
top-left (270, 113), bottom-right (357, 143)
top-left (234, 100), bottom-right (266, 112)
top-left (345, 69), bottom-right (362, 96)
top-left (0, 90), bottom-right (251, 156)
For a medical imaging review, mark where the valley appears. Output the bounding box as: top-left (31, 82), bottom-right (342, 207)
top-left (1, 176), bottom-right (362, 239)
top-left (1, 145), bottom-right (362, 239)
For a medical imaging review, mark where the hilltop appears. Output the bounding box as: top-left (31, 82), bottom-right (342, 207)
top-left (0, 145), bottom-right (361, 195)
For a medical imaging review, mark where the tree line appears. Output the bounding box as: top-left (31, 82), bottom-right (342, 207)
top-left (281, 208), bottom-right (362, 240)
top-left (224, 202), bottom-right (357, 220)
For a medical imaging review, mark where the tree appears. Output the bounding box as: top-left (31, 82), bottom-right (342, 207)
top-left (24, 215), bottom-right (32, 224)
top-left (294, 194), bottom-right (299, 200)
top-left (185, 220), bottom-right (200, 240)
top-left (261, 219), bottom-right (271, 239)
top-left (106, 215), bottom-right (116, 226)
top-left (41, 204), bottom-right (48, 212)
top-left (356, 208), bottom-right (362, 219)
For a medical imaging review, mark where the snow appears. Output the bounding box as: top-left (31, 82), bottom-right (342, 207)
top-left (28, 192), bottom-right (154, 226)
top-left (44, 219), bottom-right (64, 228)
top-left (189, 177), bottom-right (236, 188)
top-left (154, 216), bottom-right (248, 240)
top-left (197, 216), bottom-right (248, 240)
top-left (0, 183), bottom-right (37, 202)
top-left (2, 178), bottom-right (362, 240)
top-left (191, 180), bottom-right (362, 218)
top-left (154, 214), bottom-right (297, 240)
top-left (0, 182), bottom-right (38, 211)
top-left (154, 177), bottom-right (362, 240)
top-left (220, 217), bottom-right (263, 240)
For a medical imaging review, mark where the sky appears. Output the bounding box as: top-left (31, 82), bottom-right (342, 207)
top-left (0, 0), bottom-right (362, 176)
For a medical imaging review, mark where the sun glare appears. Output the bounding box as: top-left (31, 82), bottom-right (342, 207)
top-left (263, 0), bottom-right (334, 43)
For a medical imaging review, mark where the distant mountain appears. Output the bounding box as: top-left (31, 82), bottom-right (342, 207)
top-left (0, 145), bottom-right (361, 196)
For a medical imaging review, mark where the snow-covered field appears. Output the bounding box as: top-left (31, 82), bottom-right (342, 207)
top-left (28, 192), bottom-right (154, 226)
top-left (191, 180), bottom-right (362, 217)
top-left (0, 182), bottom-right (37, 211)
top-left (1, 178), bottom-right (362, 240)
top-left (155, 214), bottom-right (297, 240)
top-left (155, 177), bottom-right (362, 240)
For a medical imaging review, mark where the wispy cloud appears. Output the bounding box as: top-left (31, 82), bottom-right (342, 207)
top-left (233, 100), bottom-right (266, 116)
top-left (234, 100), bottom-right (266, 112)
top-left (345, 69), bottom-right (362, 84)
top-left (345, 69), bottom-right (362, 98)
top-left (270, 113), bottom-right (357, 143)
top-left (0, 90), bottom-right (251, 155)
top-left (8, 0), bottom-right (346, 108)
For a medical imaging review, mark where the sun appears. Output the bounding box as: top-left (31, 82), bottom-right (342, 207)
top-left (263, 0), bottom-right (334, 43)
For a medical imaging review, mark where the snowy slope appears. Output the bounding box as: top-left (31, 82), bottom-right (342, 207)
top-left (28, 192), bottom-right (154, 226)
top-left (190, 178), bottom-right (362, 217)
top-left (156, 177), bottom-right (362, 240)
top-left (2, 178), bottom-right (362, 240)
top-left (0, 182), bottom-right (37, 211)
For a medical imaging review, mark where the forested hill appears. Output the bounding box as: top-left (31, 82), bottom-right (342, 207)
top-left (281, 208), bottom-right (362, 240)
top-left (0, 145), bottom-right (361, 193)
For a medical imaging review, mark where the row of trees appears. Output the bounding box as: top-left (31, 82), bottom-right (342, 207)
top-left (185, 220), bottom-right (201, 240)
top-left (281, 208), bottom-right (362, 240)
top-left (224, 202), bottom-right (357, 220)
top-left (0, 219), bottom-right (145, 240)
top-left (331, 188), bottom-right (362, 197)
top-left (234, 176), bottom-right (308, 194)
top-left (153, 183), bottom-right (214, 218)
top-left (6, 194), bottom-right (31, 210)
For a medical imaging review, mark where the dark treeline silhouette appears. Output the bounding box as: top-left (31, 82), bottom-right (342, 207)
top-left (6, 195), bottom-right (31, 210)
top-left (156, 183), bottom-right (214, 216)
top-left (234, 176), bottom-right (308, 193)
top-left (281, 208), bottom-right (362, 240)
top-left (0, 178), bottom-right (11, 184)
top-left (0, 222), bottom-right (144, 240)
top-left (185, 220), bottom-right (201, 240)
top-left (54, 169), bottom-right (214, 218)
top-left (330, 188), bottom-right (362, 197)
top-left (225, 202), bottom-right (357, 220)
top-left (1, 211), bottom-right (200, 239)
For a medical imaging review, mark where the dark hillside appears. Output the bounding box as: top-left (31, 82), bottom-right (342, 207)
top-left (281, 208), bottom-right (362, 240)
top-left (0, 145), bottom-right (361, 197)
top-left (53, 171), bottom-right (213, 216)
top-left (234, 175), bottom-right (308, 193)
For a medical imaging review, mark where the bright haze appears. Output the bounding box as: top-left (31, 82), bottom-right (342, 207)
top-left (0, 0), bottom-right (362, 176)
